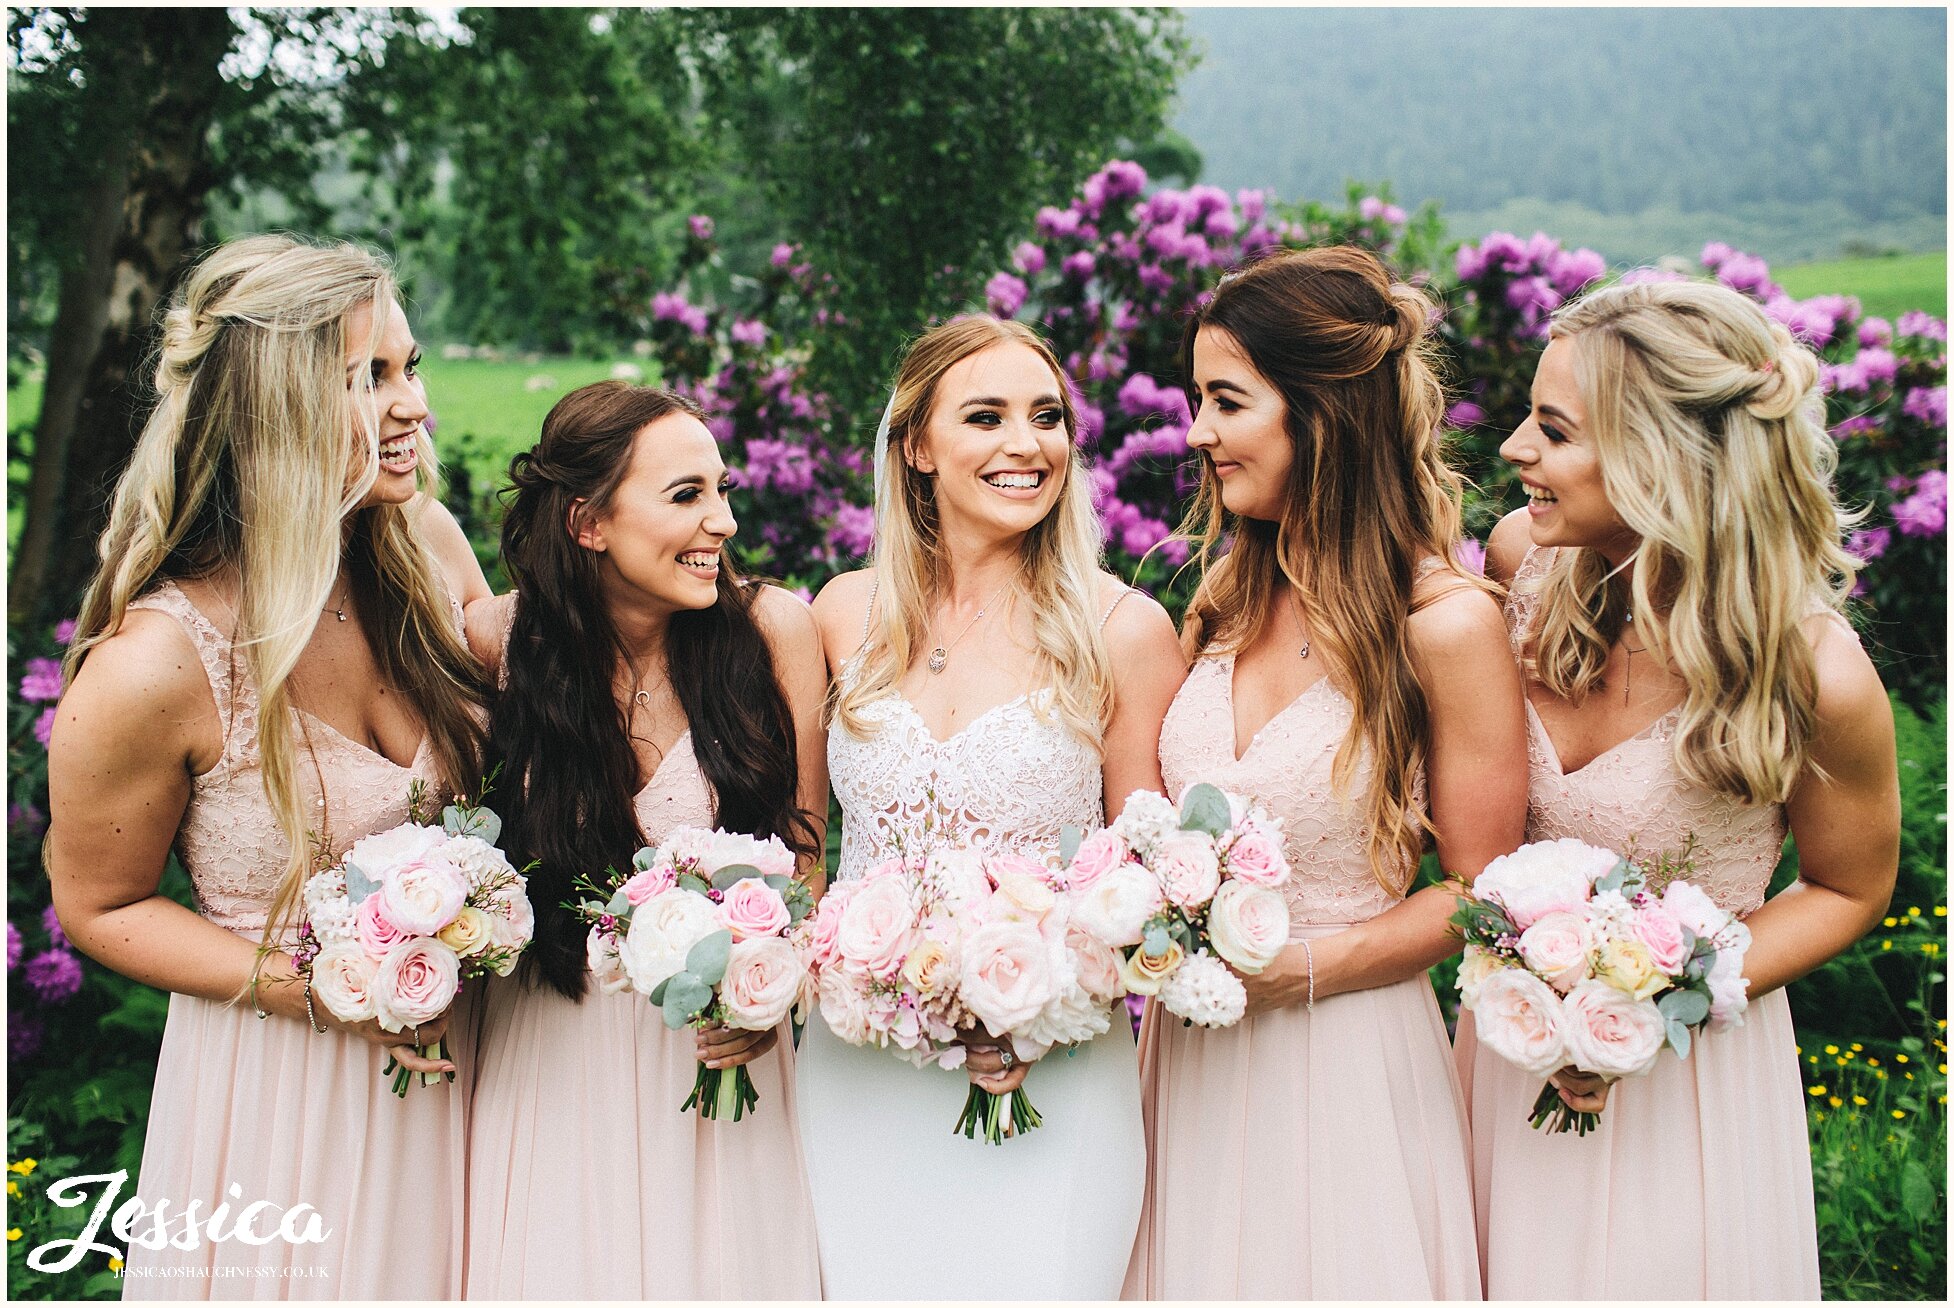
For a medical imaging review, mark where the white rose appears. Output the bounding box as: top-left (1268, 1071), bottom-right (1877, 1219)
top-left (620, 888), bottom-right (723, 995)
top-left (381, 856), bottom-right (471, 936)
top-left (1559, 979), bottom-right (1667, 1079)
top-left (587, 929), bottom-right (632, 996)
top-left (1069, 862), bottom-right (1165, 948)
top-left (1470, 968), bottom-right (1568, 1078)
top-left (1517, 910), bottom-right (1595, 992)
top-left (307, 942), bottom-right (379, 1023)
top-left (720, 937), bottom-right (804, 1031)
top-left (1206, 880), bottom-right (1289, 975)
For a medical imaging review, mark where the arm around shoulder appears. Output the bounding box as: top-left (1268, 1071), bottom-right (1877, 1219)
top-left (1484, 507), bottom-right (1535, 588)
top-left (1099, 583), bottom-right (1187, 818)
top-left (408, 493), bottom-right (493, 609)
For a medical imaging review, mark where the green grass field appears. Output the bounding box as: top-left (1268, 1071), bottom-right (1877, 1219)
top-left (1774, 251), bottom-right (1946, 323)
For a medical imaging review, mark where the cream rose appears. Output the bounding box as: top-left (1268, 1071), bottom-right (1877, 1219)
top-left (960, 921), bottom-right (1057, 1035)
top-left (308, 942), bottom-right (380, 1023)
top-left (989, 872), bottom-right (1056, 926)
top-left (381, 856), bottom-right (470, 936)
top-left (1117, 940), bottom-right (1185, 997)
top-left (1517, 910), bottom-right (1594, 993)
top-left (370, 937), bottom-right (461, 1033)
top-left (1154, 831), bottom-right (1222, 909)
top-left (721, 937), bottom-right (803, 1031)
top-left (1559, 978), bottom-right (1666, 1078)
top-left (436, 904), bottom-right (493, 959)
top-left (1070, 862), bottom-right (1165, 948)
top-left (1455, 945), bottom-right (1510, 1007)
top-left (1469, 968), bottom-right (1567, 1077)
top-left (1206, 881), bottom-right (1289, 975)
top-left (900, 938), bottom-right (960, 998)
top-left (1592, 937), bottom-right (1666, 1001)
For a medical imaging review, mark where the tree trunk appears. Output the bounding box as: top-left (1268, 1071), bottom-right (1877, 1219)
top-left (8, 8), bottom-right (235, 628)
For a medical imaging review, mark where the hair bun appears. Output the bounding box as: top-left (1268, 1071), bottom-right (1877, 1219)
top-left (1743, 345), bottom-right (1817, 422)
top-left (1385, 283), bottom-right (1431, 352)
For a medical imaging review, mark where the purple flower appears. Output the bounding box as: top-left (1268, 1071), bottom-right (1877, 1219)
top-left (1446, 401), bottom-right (1487, 429)
top-left (730, 319), bottom-right (768, 348)
top-left (1847, 526), bottom-right (1892, 562)
top-left (1073, 399), bottom-right (1106, 448)
top-left (1620, 266), bottom-right (1688, 286)
top-left (1012, 242), bottom-right (1047, 276)
top-left (9, 1014), bottom-right (42, 1061)
top-left (1859, 318), bottom-right (1894, 348)
top-left (18, 657), bottom-right (62, 703)
top-left (6, 922), bottom-right (20, 972)
top-left (687, 214), bottom-right (715, 242)
top-left (827, 504), bottom-right (875, 560)
top-left (53, 620), bottom-right (76, 646)
top-left (1547, 248), bottom-right (1606, 297)
top-left (1477, 232), bottom-right (1529, 272)
top-left (1830, 415), bottom-right (1881, 439)
top-left (1897, 311), bottom-right (1948, 342)
top-left (1236, 190), bottom-right (1269, 225)
top-left (1099, 160), bottom-right (1148, 201)
top-left (1358, 196), bottom-right (1388, 221)
top-left (1137, 264), bottom-right (1175, 296)
top-left (32, 708), bottom-right (55, 746)
top-left (1144, 220), bottom-right (1187, 256)
top-left (1455, 538), bottom-right (1487, 576)
top-left (1715, 253), bottom-right (1774, 298)
top-left (680, 307), bottom-right (709, 337)
top-left (41, 905), bottom-right (66, 950)
top-left (1035, 206), bottom-right (1082, 240)
top-left (8, 802), bottom-right (44, 836)
top-left (1903, 386), bottom-right (1947, 429)
top-left (1116, 374), bottom-right (1192, 426)
top-left (740, 439), bottom-right (816, 498)
top-left (770, 243), bottom-right (796, 268)
top-left (1699, 242), bottom-right (1734, 271)
top-left (1060, 250), bottom-right (1096, 282)
top-left (651, 290), bottom-right (691, 322)
top-left (1454, 244), bottom-right (1489, 282)
top-left (1107, 232), bottom-right (1142, 265)
top-left (1855, 348), bottom-right (1899, 388)
top-left (1892, 470), bottom-right (1948, 537)
top-left (1505, 275), bottom-right (1561, 321)
top-left (25, 948), bottom-right (83, 1003)
top-left (1203, 208), bottom-right (1239, 241)
top-left (985, 272), bottom-right (1028, 319)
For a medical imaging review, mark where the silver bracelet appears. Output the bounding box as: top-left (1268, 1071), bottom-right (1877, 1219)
top-left (1300, 938), bottom-right (1316, 1012)
top-left (302, 974), bottom-right (328, 1034)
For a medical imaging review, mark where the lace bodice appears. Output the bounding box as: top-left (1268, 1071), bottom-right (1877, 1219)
top-left (1503, 545), bottom-right (1832, 917)
top-left (1159, 654), bottom-right (1421, 934)
top-left (127, 581), bottom-right (459, 938)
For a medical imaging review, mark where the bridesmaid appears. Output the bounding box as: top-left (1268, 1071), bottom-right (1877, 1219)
top-left (460, 382), bottom-right (826, 1299)
top-left (46, 235), bottom-right (490, 1297)
top-left (1458, 279), bottom-right (1899, 1298)
top-left (1126, 246), bottom-right (1527, 1299)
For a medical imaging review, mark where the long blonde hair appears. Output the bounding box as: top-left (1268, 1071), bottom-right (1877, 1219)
top-left (1523, 279), bottom-right (1859, 804)
top-left (835, 315), bottom-right (1115, 747)
top-left (1178, 246), bottom-right (1489, 893)
top-left (66, 233), bottom-right (486, 952)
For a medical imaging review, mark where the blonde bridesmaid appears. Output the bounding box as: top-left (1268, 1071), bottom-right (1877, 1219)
top-left (1125, 246), bottom-right (1527, 1299)
top-left (1459, 278), bottom-right (1899, 1298)
top-left (47, 235), bottom-right (490, 1298)
top-left (460, 382), bottom-right (825, 1299)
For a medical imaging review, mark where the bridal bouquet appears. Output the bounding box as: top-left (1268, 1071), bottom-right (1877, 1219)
top-left (797, 846), bottom-right (1127, 1144)
top-left (575, 827), bottom-right (813, 1122)
top-left (1065, 783), bottom-right (1293, 1028)
top-left (296, 788), bottom-right (533, 1096)
top-left (1452, 836), bottom-right (1751, 1133)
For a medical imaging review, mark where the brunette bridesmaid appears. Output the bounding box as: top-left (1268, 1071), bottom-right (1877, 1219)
top-left (1458, 278), bottom-right (1899, 1299)
top-left (460, 382), bottom-right (825, 1299)
top-left (47, 235), bottom-right (490, 1298)
top-left (1125, 247), bottom-right (1527, 1299)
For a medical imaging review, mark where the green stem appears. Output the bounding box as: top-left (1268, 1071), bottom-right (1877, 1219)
top-left (1529, 1079), bottom-right (1600, 1135)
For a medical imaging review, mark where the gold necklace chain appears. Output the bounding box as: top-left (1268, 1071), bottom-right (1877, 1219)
top-left (926, 579), bottom-right (1014, 674)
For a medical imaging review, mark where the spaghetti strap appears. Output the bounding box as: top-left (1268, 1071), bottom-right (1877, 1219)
top-left (857, 579), bottom-right (879, 652)
top-left (1097, 586), bottom-right (1134, 632)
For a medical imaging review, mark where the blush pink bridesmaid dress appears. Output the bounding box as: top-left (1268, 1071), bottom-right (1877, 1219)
top-left (1124, 649), bottom-right (1482, 1300)
top-left (1453, 544), bottom-right (1823, 1299)
top-left (119, 581), bottom-right (468, 1300)
top-left (460, 615), bottom-right (821, 1300)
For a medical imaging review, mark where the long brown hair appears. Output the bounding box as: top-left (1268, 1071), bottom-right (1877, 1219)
top-left (488, 381), bottom-right (818, 999)
top-left (1177, 246), bottom-right (1487, 892)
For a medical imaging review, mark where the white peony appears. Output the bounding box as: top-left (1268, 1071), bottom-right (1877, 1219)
top-left (380, 855), bottom-right (471, 936)
top-left (620, 888), bottom-right (723, 995)
top-left (1705, 941), bottom-right (1751, 1031)
top-left (1472, 838), bottom-right (1618, 930)
top-left (707, 830), bottom-right (797, 879)
top-left (341, 822), bottom-right (449, 877)
top-left (1659, 879), bottom-right (1732, 942)
top-left (1157, 950), bottom-right (1248, 1028)
top-left (485, 885), bottom-right (535, 975)
top-left (1015, 979), bottom-right (1114, 1059)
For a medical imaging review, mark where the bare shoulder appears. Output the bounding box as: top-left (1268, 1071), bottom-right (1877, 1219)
top-left (464, 591), bottom-right (519, 671)
top-left (1486, 508), bottom-right (1535, 586)
top-left (56, 609), bottom-right (218, 772)
top-left (1097, 574), bottom-right (1179, 655)
top-left (751, 582), bottom-right (821, 653)
top-left (1407, 580), bottom-right (1508, 664)
top-left (406, 493), bottom-right (490, 605)
top-left (811, 568), bottom-right (876, 655)
top-left (1804, 613), bottom-right (1893, 766)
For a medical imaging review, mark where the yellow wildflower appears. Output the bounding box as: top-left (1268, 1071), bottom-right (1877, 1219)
top-left (1851, 1043), bottom-right (1864, 1052)
top-left (6, 1159), bottom-right (35, 1176)
top-left (1892, 1109), bottom-right (1906, 1120)
top-left (1867, 1056), bottom-right (1881, 1067)
top-left (1825, 1044), bottom-right (1840, 1055)
top-left (1830, 1096), bottom-right (1845, 1108)
top-left (1907, 906), bottom-right (1921, 917)
top-left (1883, 917), bottom-right (1898, 928)
top-left (1853, 1095), bottom-right (1869, 1105)
top-left (1896, 1053), bottom-right (1910, 1063)
top-left (109, 1256), bottom-right (123, 1272)
top-left (1934, 905), bottom-right (1947, 917)
top-left (5, 1229), bottom-right (18, 1243)
top-left (1808, 1084), bottom-right (1827, 1096)
top-left (4, 1181), bottom-right (15, 1197)
top-left (1882, 940), bottom-right (1893, 951)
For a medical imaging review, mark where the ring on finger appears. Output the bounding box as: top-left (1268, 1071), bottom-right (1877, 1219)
top-left (998, 1046), bottom-right (1015, 1070)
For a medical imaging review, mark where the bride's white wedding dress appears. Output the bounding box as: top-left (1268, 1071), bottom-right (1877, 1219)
top-left (797, 625), bottom-right (1145, 1300)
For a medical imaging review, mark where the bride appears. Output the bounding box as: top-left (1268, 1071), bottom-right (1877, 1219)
top-left (799, 315), bottom-right (1186, 1298)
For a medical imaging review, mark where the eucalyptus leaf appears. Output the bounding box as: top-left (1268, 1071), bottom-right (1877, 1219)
top-left (343, 862), bottom-right (380, 906)
top-left (1167, 917), bottom-right (1196, 950)
top-left (676, 872), bottom-right (713, 896)
top-left (649, 975), bottom-right (672, 1006)
top-left (605, 887), bottom-right (633, 917)
top-left (1178, 782), bottom-right (1231, 837)
top-left (711, 863), bottom-right (762, 891)
top-left (687, 929), bottom-right (733, 986)
top-left (1142, 923), bottom-right (1171, 959)
top-left (1594, 856), bottom-right (1632, 896)
top-left (661, 994), bottom-right (696, 1030)
top-left (662, 971), bottom-right (713, 1023)
top-left (632, 845), bottom-right (660, 872)
top-left (763, 873), bottom-right (794, 893)
top-left (1059, 824), bottom-right (1084, 865)
top-left (1665, 1018), bottom-right (1692, 1059)
top-left (1658, 988), bottom-right (1711, 1027)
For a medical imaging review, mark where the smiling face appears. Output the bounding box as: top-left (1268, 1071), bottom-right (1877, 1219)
top-left (343, 296), bottom-right (429, 510)
top-left (576, 411), bottom-right (736, 614)
top-left (1499, 334), bottom-right (1639, 558)
top-left (1185, 326), bottom-right (1294, 521)
top-left (904, 340), bottom-right (1072, 547)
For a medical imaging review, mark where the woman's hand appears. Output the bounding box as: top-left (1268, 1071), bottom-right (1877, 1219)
top-left (1550, 1066), bottom-right (1613, 1114)
top-left (697, 1020), bottom-right (778, 1070)
top-left (317, 1008), bottom-right (457, 1075)
top-left (959, 1032), bottom-right (1031, 1096)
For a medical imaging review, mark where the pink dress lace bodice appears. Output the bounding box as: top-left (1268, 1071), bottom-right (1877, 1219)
top-left (1502, 545), bottom-right (1836, 917)
top-left (127, 580), bottom-right (456, 938)
top-left (1159, 654), bottom-right (1423, 934)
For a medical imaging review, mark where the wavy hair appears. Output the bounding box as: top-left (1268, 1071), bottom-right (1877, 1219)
top-left (836, 315), bottom-right (1115, 748)
top-left (1522, 279), bottom-right (1859, 804)
top-left (66, 233), bottom-right (486, 957)
top-left (488, 381), bottom-right (818, 1000)
top-left (1176, 246), bottom-right (1488, 893)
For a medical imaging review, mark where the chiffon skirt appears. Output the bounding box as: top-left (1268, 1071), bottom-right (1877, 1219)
top-left (1456, 985), bottom-right (1819, 1299)
top-left (461, 977), bottom-right (820, 1300)
top-left (123, 989), bottom-right (469, 1300)
top-left (1124, 962), bottom-right (1482, 1300)
top-left (796, 1016), bottom-right (1145, 1300)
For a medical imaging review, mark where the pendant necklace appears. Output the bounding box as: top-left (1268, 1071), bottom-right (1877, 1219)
top-left (1620, 609), bottom-right (1645, 706)
top-left (323, 591), bottom-right (349, 622)
top-left (927, 579), bottom-right (1014, 674)
top-left (1290, 589), bottom-right (1312, 660)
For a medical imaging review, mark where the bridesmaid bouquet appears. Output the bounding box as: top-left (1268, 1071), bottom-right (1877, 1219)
top-left (797, 846), bottom-right (1127, 1144)
top-left (1065, 783), bottom-right (1293, 1028)
top-left (574, 827), bottom-right (814, 1122)
top-left (296, 788), bottom-right (534, 1096)
top-left (1451, 836), bottom-right (1752, 1133)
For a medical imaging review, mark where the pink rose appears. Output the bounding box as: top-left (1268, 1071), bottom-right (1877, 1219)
top-left (1559, 978), bottom-right (1667, 1078)
top-left (837, 875), bottom-right (920, 979)
top-left (380, 856), bottom-right (470, 935)
top-left (959, 921), bottom-right (1057, 1035)
top-left (1206, 880), bottom-right (1289, 975)
top-left (1222, 827), bottom-right (1290, 889)
top-left (1067, 830), bottom-right (1130, 890)
top-left (622, 863), bottom-right (676, 906)
top-left (1516, 910), bottom-right (1595, 992)
top-left (1631, 903), bottom-right (1690, 975)
top-left (1065, 925), bottom-right (1123, 1003)
top-left (720, 937), bottom-right (803, 1030)
top-left (1469, 968), bottom-right (1568, 1077)
top-left (1154, 831), bottom-right (1222, 909)
top-left (719, 877), bottom-right (792, 941)
top-left (370, 937), bottom-right (461, 1033)
top-left (798, 880), bottom-right (855, 971)
top-left (356, 894), bottom-right (412, 959)
top-left (817, 966), bottom-right (876, 1045)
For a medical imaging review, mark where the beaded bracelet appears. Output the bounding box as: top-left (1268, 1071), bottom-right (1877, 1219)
top-left (1300, 938), bottom-right (1316, 1012)
top-left (302, 973), bottom-right (329, 1034)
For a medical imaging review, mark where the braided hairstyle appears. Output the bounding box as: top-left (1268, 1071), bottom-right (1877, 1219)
top-left (487, 381), bottom-right (818, 1000)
